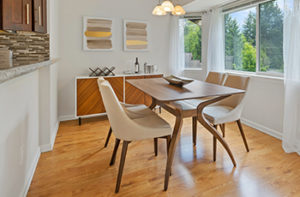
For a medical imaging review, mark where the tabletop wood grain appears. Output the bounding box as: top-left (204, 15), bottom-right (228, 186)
top-left (127, 78), bottom-right (245, 102)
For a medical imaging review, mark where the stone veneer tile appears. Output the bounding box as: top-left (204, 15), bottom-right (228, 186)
top-left (0, 31), bottom-right (49, 62)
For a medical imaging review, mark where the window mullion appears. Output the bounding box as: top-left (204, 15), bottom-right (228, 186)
top-left (256, 5), bottom-right (260, 73)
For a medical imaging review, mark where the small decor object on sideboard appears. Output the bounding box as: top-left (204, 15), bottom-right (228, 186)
top-left (89, 66), bottom-right (115, 77)
top-left (83, 16), bottom-right (113, 51)
top-left (134, 57), bottom-right (140, 73)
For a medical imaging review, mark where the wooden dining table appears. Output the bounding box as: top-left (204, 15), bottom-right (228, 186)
top-left (127, 78), bottom-right (245, 191)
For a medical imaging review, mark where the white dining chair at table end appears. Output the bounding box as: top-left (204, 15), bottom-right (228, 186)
top-left (98, 77), bottom-right (164, 156)
top-left (97, 77), bottom-right (173, 193)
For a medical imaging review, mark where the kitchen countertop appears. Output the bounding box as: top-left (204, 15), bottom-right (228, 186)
top-left (0, 58), bottom-right (58, 84)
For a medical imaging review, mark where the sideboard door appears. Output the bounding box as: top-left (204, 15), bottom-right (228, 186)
top-left (76, 77), bottom-right (124, 116)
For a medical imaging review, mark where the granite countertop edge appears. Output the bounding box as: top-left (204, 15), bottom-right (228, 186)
top-left (0, 59), bottom-right (59, 85)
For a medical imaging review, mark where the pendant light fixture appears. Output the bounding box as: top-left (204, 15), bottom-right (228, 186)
top-left (161, 0), bottom-right (175, 12)
top-left (152, 0), bottom-right (167, 16)
top-left (152, 0), bottom-right (185, 16)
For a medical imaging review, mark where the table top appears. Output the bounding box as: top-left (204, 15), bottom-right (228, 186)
top-left (127, 78), bottom-right (245, 102)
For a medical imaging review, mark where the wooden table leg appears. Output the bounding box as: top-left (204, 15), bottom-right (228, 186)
top-left (149, 97), bottom-right (157, 110)
top-left (164, 109), bottom-right (183, 191)
top-left (192, 116), bottom-right (197, 146)
top-left (197, 96), bottom-right (237, 167)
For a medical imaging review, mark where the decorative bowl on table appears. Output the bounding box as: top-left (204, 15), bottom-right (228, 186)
top-left (163, 75), bottom-right (194, 87)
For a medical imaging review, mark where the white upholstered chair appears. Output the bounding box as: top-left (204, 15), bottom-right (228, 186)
top-left (202, 74), bottom-right (250, 161)
top-left (103, 103), bottom-right (155, 147)
top-left (98, 77), bottom-right (160, 155)
top-left (98, 78), bottom-right (173, 193)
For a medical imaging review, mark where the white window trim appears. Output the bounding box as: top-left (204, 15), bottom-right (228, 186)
top-left (227, 70), bottom-right (283, 80)
top-left (184, 67), bottom-right (203, 71)
top-left (224, 0), bottom-right (284, 77)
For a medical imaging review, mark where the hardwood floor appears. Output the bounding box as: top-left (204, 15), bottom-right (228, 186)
top-left (28, 110), bottom-right (300, 197)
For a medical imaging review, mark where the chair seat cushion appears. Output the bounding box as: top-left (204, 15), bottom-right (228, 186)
top-left (184, 99), bottom-right (206, 107)
top-left (166, 100), bottom-right (195, 111)
top-left (132, 115), bottom-right (172, 140)
top-left (203, 105), bottom-right (234, 125)
top-left (123, 104), bottom-right (155, 119)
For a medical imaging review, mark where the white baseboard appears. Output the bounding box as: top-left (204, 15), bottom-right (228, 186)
top-left (40, 143), bottom-right (52, 152)
top-left (241, 118), bottom-right (282, 140)
top-left (40, 121), bottom-right (60, 153)
top-left (59, 114), bottom-right (76, 122)
top-left (50, 121), bottom-right (60, 149)
top-left (22, 148), bottom-right (41, 197)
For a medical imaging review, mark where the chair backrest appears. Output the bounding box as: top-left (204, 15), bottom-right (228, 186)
top-left (97, 77), bottom-right (135, 140)
top-left (217, 74), bottom-right (250, 108)
top-left (205, 71), bottom-right (226, 85)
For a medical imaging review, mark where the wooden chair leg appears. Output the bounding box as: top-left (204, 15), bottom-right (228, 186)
top-left (115, 141), bottom-right (130, 193)
top-left (166, 136), bottom-right (171, 155)
top-left (104, 127), bottom-right (112, 148)
top-left (154, 138), bottom-right (158, 156)
top-left (192, 116), bottom-right (197, 146)
top-left (110, 138), bottom-right (120, 166)
top-left (163, 135), bottom-right (172, 176)
top-left (236, 120), bottom-right (250, 152)
top-left (220, 124), bottom-right (225, 137)
top-left (213, 125), bottom-right (217, 162)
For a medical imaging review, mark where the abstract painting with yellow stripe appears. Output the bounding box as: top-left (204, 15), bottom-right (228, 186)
top-left (124, 20), bottom-right (149, 51)
top-left (83, 17), bottom-right (113, 51)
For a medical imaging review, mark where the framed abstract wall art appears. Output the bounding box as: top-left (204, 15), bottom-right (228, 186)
top-left (124, 20), bottom-right (149, 51)
top-left (83, 16), bottom-right (113, 51)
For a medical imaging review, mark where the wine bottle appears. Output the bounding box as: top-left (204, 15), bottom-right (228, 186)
top-left (134, 57), bottom-right (140, 73)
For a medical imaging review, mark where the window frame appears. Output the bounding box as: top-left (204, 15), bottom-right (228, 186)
top-left (181, 17), bottom-right (203, 70)
top-left (223, 0), bottom-right (284, 77)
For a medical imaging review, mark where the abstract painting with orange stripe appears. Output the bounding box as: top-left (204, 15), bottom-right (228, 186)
top-left (83, 17), bottom-right (113, 51)
top-left (124, 20), bottom-right (149, 51)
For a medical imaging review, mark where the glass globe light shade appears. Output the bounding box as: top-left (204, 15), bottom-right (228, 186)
top-left (172, 5), bottom-right (186, 16)
top-left (161, 0), bottom-right (175, 12)
top-left (152, 5), bottom-right (167, 16)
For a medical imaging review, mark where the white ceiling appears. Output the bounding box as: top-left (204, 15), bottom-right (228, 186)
top-left (177, 0), bottom-right (195, 5)
top-left (183, 0), bottom-right (234, 12)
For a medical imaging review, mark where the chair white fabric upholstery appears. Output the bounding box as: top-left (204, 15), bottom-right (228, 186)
top-left (99, 77), bottom-right (164, 152)
top-left (98, 77), bottom-right (154, 120)
top-left (122, 104), bottom-right (155, 119)
top-left (98, 78), bottom-right (172, 141)
top-left (202, 74), bottom-right (250, 158)
top-left (205, 71), bottom-right (226, 85)
top-left (203, 74), bottom-right (250, 125)
top-left (98, 77), bottom-right (172, 193)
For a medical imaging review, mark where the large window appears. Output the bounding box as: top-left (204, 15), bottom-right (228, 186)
top-left (183, 18), bottom-right (202, 69)
top-left (225, 0), bottom-right (285, 74)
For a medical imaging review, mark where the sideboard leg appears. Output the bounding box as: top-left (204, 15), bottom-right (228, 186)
top-left (78, 118), bottom-right (82, 126)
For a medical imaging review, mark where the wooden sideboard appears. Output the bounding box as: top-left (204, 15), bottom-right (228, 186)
top-left (76, 74), bottom-right (163, 125)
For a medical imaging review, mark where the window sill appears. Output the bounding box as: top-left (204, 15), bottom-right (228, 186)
top-left (226, 70), bottom-right (284, 81)
top-left (184, 68), bottom-right (203, 71)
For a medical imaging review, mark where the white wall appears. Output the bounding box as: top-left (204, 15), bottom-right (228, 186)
top-left (0, 1), bottom-right (60, 196)
top-left (241, 75), bottom-right (284, 139)
top-left (37, 0), bottom-right (60, 152)
top-left (0, 71), bottom-right (40, 197)
top-left (56, 0), bottom-right (171, 119)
